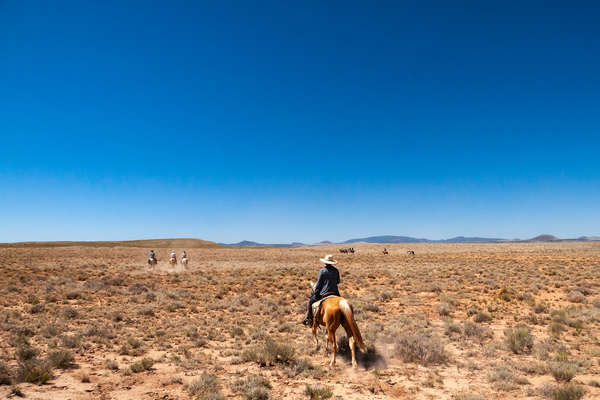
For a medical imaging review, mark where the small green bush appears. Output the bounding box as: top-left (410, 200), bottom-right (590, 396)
top-left (129, 358), bottom-right (153, 373)
top-left (474, 312), bottom-right (492, 323)
top-left (504, 325), bottom-right (534, 354)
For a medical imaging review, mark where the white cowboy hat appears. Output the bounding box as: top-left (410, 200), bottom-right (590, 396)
top-left (320, 254), bottom-right (338, 265)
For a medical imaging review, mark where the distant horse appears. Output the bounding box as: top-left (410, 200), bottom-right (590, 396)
top-left (181, 257), bottom-right (188, 266)
top-left (309, 283), bottom-right (366, 368)
top-left (148, 257), bottom-right (158, 266)
top-left (169, 257), bottom-right (177, 266)
top-left (339, 248), bottom-right (355, 254)
top-left (407, 250), bottom-right (415, 255)
top-left (383, 248), bottom-right (389, 255)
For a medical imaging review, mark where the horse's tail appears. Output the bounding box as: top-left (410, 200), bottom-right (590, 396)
top-left (339, 299), bottom-right (366, 352)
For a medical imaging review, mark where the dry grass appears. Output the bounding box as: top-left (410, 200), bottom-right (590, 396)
top-left (0, 242), bottom-right (599, 399)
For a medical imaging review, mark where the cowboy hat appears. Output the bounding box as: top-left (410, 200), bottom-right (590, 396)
top-left (320, 254), bottom-right (338, 265)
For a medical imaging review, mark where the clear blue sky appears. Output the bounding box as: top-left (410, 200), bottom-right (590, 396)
top-left (1, 1), bottom-right (599, 243)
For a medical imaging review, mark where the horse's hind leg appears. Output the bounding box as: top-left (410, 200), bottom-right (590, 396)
top-left (312, 325), bottom-right (319, 351)
top-left (342, 321), bottom-right (357, 368)
top-left (329, 330), bottom-right (337, 367)
top-left (349, 336), bottom-right (357, 368)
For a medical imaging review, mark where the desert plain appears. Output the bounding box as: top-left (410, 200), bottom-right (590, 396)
top-left (1, 241), bottom-right (599, 400)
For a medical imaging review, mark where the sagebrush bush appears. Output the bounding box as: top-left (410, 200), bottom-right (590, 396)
top-left (549, 361), bottom-right (577, 383)
top-left (304, 384), bottom-right (333, 400)
top-left (437, 302), bottom-right (451, 316)
top-left (129, 358), bottom-right (153, 373)
top-left (186, 372), bottom-right (221, 398)
top-left (0, 362), bottom-right (12, 385)
top-left (232, 375), bottom-right (271, 400)
top-left (394, 330), bottom-right (448, 366)
top-left (504, 325), bottom-right (534, 354)
top-left (48, 350), bottom-right (75, 369)
top-left (474, 312), bottom-right (492, 323)
top-left (241, 337), bottom-right (295, 366)
top-left (567, 291), bottom-right (585, 303)
top-left (17, 359), bottom-right (52, 384)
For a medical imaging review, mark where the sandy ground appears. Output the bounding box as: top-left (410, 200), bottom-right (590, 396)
top-left (1, 242), bottom-right (599, 399)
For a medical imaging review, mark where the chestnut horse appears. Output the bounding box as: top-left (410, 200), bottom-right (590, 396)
top-left (310, 283), bottom-right (366, 368)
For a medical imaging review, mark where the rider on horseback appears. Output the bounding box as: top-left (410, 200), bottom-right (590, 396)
top-left (302, 254), bottom-right (340, 326)
top-left (170, 250), bottom-right (176, 261)
top-left (149, 250), bottom-right (156, 261)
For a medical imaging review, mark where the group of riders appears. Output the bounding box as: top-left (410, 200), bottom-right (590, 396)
top-left (147, 249), bottom-right (188, 265)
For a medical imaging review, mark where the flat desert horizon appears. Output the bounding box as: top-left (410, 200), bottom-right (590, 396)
top-left (1, 241), bottom-right (599, 399)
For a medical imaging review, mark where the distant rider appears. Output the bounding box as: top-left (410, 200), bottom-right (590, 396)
top-left (149, 250), bottom-right (156, 261)
top-left (303, 254), bottom-right (341, 326)
top-left (170, 250), bottom-right (176, 261)
top-left (181, 250), bottom-right (187, 260)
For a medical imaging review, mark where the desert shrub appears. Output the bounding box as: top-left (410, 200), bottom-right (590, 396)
top-left (567, 291), bottom-right (585, 303)
top-left (444, 321), bottom-right (462, 336)
top-left (41, 323), bottom-right (62, 338)
top-left (65, 290), bottom-right (83, 300)
top-left (535, 303), bottom-right (549, 314)
top-left (60, 334), bottom-right (81, 349)
top-left (47, 350), bottom-right (75, 369)
top-left (538, 383), bottom-right (585, 400)
top-left (231, 326), bottom-right (244, 338)
top-left (551, 309), bottom-right (568, 325)
top-left (304, 384), bottom-right (333, 400)
top-left (186, 372), bottom-right (220, 398)
top-left (285, 359), bottom-right (325, 378)
top-left (394, 330), bottom-right (448, 366)
top-left (17, 359), bottom-right (53, 384)
top-left (437, 302), bottom-right (451, 316)
top-left (129, 358), bottom-right (153, 373)
top-left (0, 362), bottom-right (12, 385)
top-left (549, 361), bottom-right (577, 383)
top-left (16, 344), bottom-right (39, 361)
top-left (61, 306), bottom-right (79, 319)
top-left (474, 312), bottom-right (492, 323)
top-left (232, 375), bottom-right (271, 400)
top-left (30, 303), bottom-right (45, 314)
top-left (498, 287), bottom-right (516, 302)
top-left (463, 321), bottom-right (492, 341)
top-left (549, 322), bottom-right (566, 338)
top-left (105, 359), bottom-right (119, 370)
top-left (504, 325), bottom-right (534, 354)
top-left (138, 306), bottom-right (155, 316)
top-left (241, 337), bottom-right (295, 366)
top-left (488, 365), bottom-right (529, 391)
top-left (453, 395), bottom-right (486, 400)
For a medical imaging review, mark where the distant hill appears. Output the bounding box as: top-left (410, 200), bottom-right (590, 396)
top-left (315, 241), bottom-right (333, 245)
top-left (343, 235), bottom-right (429, 244)
top-left (0, 238), bottom-right (220, 248)
top-left (223, 241), bottom-right (302, 247)
top-left (342, 235), bottom-right (505, 244)
top-left (527, 234), bottom-right (559, 242)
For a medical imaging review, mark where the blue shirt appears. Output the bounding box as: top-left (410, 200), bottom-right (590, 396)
top-left (314, 265), bottom-right (340, 297)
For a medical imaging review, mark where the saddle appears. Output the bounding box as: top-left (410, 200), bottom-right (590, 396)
top-left (311, 294), bottom-right (341, 322)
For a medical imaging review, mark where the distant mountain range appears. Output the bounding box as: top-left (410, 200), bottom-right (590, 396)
top-left (223, 234), bottom-right (600, 247)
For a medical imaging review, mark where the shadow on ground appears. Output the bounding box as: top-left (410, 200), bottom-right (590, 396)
top-left (337, 335), bottom-right (387, 370)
